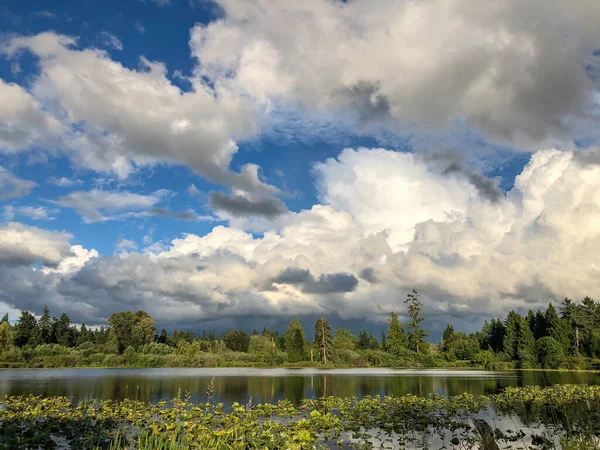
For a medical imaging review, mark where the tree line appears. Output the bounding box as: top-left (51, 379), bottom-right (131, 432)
top-left (0, 291), bottom-right (598, 369)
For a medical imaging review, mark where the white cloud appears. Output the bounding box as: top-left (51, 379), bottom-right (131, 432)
top-left (0, 222), bottom-right (73, 266)
top-left (2, 147), bottom-right (599, 332)
top-left (134, 20), bottom-right (146, 34)
top-left (191, 0), bottom-right (600, 147)
top-left (96, 31), bottom-right (123, 51)
top-left (0, 79), bottom-right (63, 152)
top-left (1, 32), bottom-right (275, 192)
top-left (48, 176), bottom-right (83, 187)
top-left (53, 189), bottom-right (169, 223)
top-left (116, 239), bottom-right (137, 251)
top-left (3, 205), bottom-right (57, 220)
top-left (0, 167), bottom-right (36, 200)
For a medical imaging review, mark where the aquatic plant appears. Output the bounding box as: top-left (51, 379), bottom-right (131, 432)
top-left (0, 385), bottom-right (598, 449)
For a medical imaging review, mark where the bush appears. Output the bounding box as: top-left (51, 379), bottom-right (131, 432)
top-left (140, 342), bottom-right (172, 355)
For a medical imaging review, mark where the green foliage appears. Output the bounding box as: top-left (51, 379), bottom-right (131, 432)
top-left (503, 310), bottom-right (535, 362)
top-left (404, 289), bottom-right (428, 353)
top-left (13, 311), bottom-right (37, 348)
top-left (536, 336), bottom-right (566, 369)
top-left (222, 330), bottom-right (250, 352)
top-left (386, 311), bottom-right (406, 356)
top-left (108, 311), bottom-right (157, 353)
top-left (284, 319), bottom-right (306, 356)
top-left (3, 385), bottom-right (599, 450)
top-left (314, 313), bottom-right (332, 364)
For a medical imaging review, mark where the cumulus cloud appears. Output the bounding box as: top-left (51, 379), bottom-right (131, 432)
top-left (1, 147), bottom-right (600, 333)
top-left (1, 32), bottom-right (275, 192)
top-left (116, 239), bottom-right (137, 251)
top-left (0, 222), bottom-right (73, 266)
top-left (53, 189), bottom-right (170, 223)
top-left (48, 176), bottom-right (83, 187)
top-left (191, 0), bottom-right (600, 146)
top-left (0, 79), bottom-right (63, 152)
top-left (0, 167), bottom-right (36, 200)
top-left (209, 191), bottom-right (288, 218)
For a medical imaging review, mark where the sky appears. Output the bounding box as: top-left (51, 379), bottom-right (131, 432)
top-left (1, 0), bottom-right (600, 339)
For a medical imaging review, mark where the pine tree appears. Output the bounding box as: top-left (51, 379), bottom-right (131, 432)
top-left (52, 313), bottom-right (74, 347)
top-left (357, 331), bottom-right (370, 350)
top-left (1, 313), bottom-right (9, 324)
top-left (33, 305), bottom-right (52, 346)
top-left (380, 330), bottom-right (387, 350)
top-left (386, 312), bottom-right (406, 356)
top-left (314, 313), bottom-right (332, 364)
top-left (545, 303), bottom-right (570, 351)
top-left (442, 324), bottom-right (455, 350)
top-left (13, 311), bottom-right (37, 348)
top-left (503, 311), bottom-right (535, 362)
top-left (0, 320), bottom-right (13, 350)
top-left (404, 289), bottom-right (428, 353)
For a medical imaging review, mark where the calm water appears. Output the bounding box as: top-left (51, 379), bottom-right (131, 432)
top-left (1, 368), bottom-right (599, 405)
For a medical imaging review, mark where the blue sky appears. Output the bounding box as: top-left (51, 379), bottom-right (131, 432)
top-left (0, 0), bottom-right (599, 336)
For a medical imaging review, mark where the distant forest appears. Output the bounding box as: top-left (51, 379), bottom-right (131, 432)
top-left (1, 290), bottom-right (599, 370)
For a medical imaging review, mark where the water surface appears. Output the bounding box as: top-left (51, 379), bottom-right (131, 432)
top-left (0, 368), bottom-right (598, 405)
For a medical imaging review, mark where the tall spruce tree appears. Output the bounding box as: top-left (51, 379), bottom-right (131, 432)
top-left (503, 311), bottom-right (535, 362)
top-left (33, 305), bottom-right (52, 346)
top-left (314, 313), bottom-right (332, 364)
top-left (404, 289), bottom-right (428, 353)
top-left (13, 311), bottom-right (37, 348)
top-left (545, 303), bottom-right (570, 351)
top-left (284, 319), bottom-right (306, 353)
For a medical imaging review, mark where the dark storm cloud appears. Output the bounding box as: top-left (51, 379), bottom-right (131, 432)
top-left (336, 80), bottom-right (392, 126)
top-left (209, 192), bottom-right (288, 218)
top-left (359, 267), bottom-right (377, 283)
top-left (573, 147), bottom-right (600, 166)
top-left (271, 267), bottom-right (359, 294)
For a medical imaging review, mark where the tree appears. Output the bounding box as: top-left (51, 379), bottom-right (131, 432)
top-left (332, 328), bottom-right (357, 351)
top-left (157, 329), bottom-right (171, 345)
top-left (284, 319), bottom-right (306, 353)
top-left (314, 313), bottom-right (332, 364)
top-left (108, 311), bottom-right (157, 353)
top-left (32, 305), bottom-right (52, 346)
top-left (545, 303), bottom-right (570, 351)
top-left (404, 289), bottom-right (428, 353)
top-left (503, 311), bottom-right (535, 362)
top-left (223, 330), bottom-right (250, 352)
top-left (381, 331), bottom-right (387, 350)
top-left (442, 324), bottom-right (455, 350)
top-left (536, 336), bottom-right (566, 369)
top-left (1, 314), bottom-right (8, 324)
top-left (52, 313), bottom-right (74, 347)
top-left (13, 311), bottom-right (37, 348)
top-left (386, 312), bottom-right (406, 355)
top-left (0, 321), bottom-right (13, 350)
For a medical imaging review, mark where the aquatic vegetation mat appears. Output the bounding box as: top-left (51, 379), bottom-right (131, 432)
top-left (1, 385), bottom-right (599, 449)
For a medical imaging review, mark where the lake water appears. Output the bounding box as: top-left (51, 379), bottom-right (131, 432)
top-left (0, 367), bottom-right (599, 405)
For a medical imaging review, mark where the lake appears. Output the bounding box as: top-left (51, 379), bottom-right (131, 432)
top-left (1, 367), bottom-right (599, 405)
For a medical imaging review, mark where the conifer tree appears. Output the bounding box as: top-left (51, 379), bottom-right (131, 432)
top-left (386, 312), bottom-right (406, 356)
top-left (404, 289), bottom-right (428, 353)
top-left (314, 313), bottom-right (332, 364)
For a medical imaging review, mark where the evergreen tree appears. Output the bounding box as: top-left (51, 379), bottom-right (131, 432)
top-left (223, 330), bottom-right (250, 352)
top-left (442, 324), bottom-right (455, 350)
top-left (357, 330), bottom-right (370, 350)
top-left (380, 330), bottom-right (387, 350)
top-left (386, 312), bottom-right (406, 356)
top-left (287, 328), bottom-right (305, 362)
top-left (52, 313), bottom-right (74, 347)
top-left (503, 311), bottom-right (535, 362)
top-left (33, 305), bottom-right (52, 346)
top-left (367, 332), bottom-right (380, 349)
top-left (157, 328), bottom-right (170, 345)
top-left (284, 319), bottom-right (306, 353)
top-left (13, 311), bottom-right (37, 348)
top-left (314, 313), bottom-right (332, 364)
top-left (404, 289), bottom-right (428, 353)
top-left (1, 313), bottom-right (8, 324)
top-left (533, 310), bottom-right (547, 339)
top-left (545, 303), bottom-right (570, 351)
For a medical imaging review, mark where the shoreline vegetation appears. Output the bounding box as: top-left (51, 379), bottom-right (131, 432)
top-left (1, 290), bottom-right (599, 371)
top-left (1, 385), bottom-right (599, 449)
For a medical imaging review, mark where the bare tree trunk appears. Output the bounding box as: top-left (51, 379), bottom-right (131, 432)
top-left (473, 419), bottom-right (500, 450)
